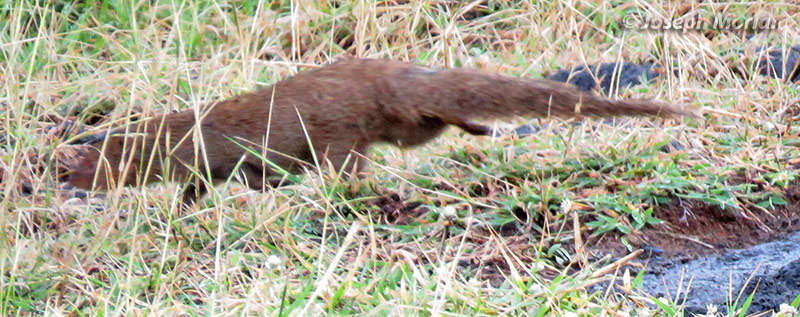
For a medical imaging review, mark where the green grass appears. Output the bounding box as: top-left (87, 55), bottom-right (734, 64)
top-left (1, 0), bottom-right (799, 315)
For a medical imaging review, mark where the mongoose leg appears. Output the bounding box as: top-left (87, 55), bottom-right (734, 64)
top-left (180, 179), bottom-right (208, 208)
top-left (457, 121), bottom-right (494, 136)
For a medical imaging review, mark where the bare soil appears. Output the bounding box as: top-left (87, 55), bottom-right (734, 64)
top-left (590, 184), bottom-right (800, 260)
top-left (586, 183), bottom-right (800, 314)
top-left (370, 182), bottom-right (800, 314)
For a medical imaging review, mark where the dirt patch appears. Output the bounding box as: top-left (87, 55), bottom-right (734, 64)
top-left (585, 183), bottom-right (800, 315)
top-left (367, 180), bottom-right (800, 298)
top-left (626, 232), bottom-right (800, 315)
top-left (366, 179), bottom-right (800, 314)
top-left (589, 183), bottom-right (800, 260)
top-left (365, 193), bottom-right (428, 225)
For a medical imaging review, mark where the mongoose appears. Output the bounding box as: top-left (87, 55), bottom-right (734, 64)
top-left (64, 59), bottom-right (693, 205)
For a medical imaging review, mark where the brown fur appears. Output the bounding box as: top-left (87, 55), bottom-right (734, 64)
top-left (65, 59), bottom-right (693, 204)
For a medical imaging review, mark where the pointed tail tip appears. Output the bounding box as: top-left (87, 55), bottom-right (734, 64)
top-left (622, 98), bottom-right (700, 119)
top-left (662, 102), bottom-right (702, 119)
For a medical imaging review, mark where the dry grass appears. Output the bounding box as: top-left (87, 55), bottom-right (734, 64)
top-left (1, 0), bottom-right (799, 315)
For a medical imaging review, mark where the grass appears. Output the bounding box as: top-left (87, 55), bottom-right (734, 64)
top-left (1, 0), bottom-right (799, 315)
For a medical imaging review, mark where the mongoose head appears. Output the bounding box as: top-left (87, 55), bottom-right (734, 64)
top-left (65, 136), bottom-right (140, 191)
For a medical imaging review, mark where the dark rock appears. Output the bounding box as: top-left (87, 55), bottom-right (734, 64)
top-left (511, 124), bottom-right (542, 137)
top-left (546, 62), bottom-right (661, 93)
top-left (633, 232), bottom-right (800, 315)
top-left (660, 140), bottom-right (684, 153)
top-left (742, 258), bottom-right (800, 314)
top-left (756, 45), bottom-right (800, 83)
top-left (641, 243), bottom-right (664, 257)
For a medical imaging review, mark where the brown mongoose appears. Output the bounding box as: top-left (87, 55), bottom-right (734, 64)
top-left (64, 59), bottom-right (693, 205)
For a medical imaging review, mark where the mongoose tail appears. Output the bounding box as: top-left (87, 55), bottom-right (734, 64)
top-left (405, 66), bottom-right (692, 131)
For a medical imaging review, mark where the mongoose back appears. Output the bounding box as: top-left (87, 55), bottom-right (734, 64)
top-left (65, 59), bottom-right (692, 204)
